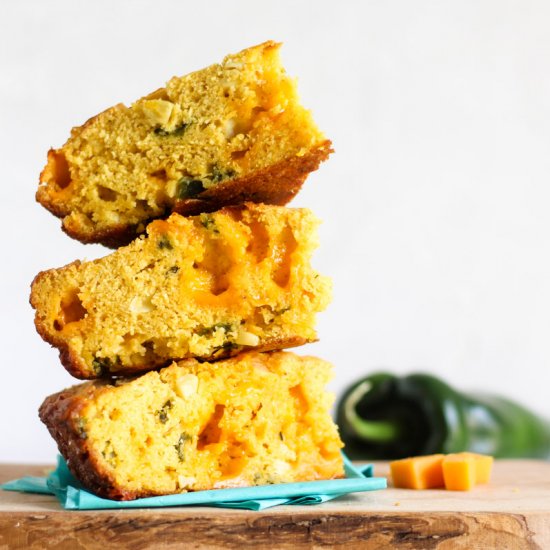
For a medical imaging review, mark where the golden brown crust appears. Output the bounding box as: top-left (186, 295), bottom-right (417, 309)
top-left (39, 388), bottom-right (137, 500)
top-left (62, 220), bottom-right (148, 249)
top-left (37, 173), bottom-right (146, 249)
top-left (174, 140), bottom-right (333, 216)
top-left (37, 150), bottom-right (69, 218)
top-left (39, 140), bottom-right (332, 248)
top-left (30, 264), bottom-right (94, 379)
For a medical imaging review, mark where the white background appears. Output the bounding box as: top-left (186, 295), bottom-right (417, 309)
top-left (1, 1), bottom-right (550, 463)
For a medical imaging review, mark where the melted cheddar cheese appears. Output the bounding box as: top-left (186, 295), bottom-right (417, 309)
top-left (31, 203), bottom-right (331, 378)
top-left (45, 351), bottom-right (344, 498)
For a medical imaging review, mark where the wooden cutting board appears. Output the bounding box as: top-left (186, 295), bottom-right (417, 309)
top-left (0, 460), bottom-right (548, 549)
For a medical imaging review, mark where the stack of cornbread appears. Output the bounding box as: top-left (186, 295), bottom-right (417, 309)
top-left (32, 42), bottom-right (344, 500)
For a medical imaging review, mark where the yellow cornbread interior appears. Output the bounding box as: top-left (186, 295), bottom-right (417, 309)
top-left (37, 41), bottom-right (327, 239)
top-left (32, 204), bottom-right (331, 377)
top-left (75, 352), bottom-right (344, 495)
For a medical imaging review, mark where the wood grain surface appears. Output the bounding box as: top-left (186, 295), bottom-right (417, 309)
top-left (0, 461), bottom-right (549, 549)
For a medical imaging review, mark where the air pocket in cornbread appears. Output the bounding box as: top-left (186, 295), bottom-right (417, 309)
top-left (38, 351), bottom-right (344, 500)
top-left (37, 41), bottom-right (332, 246)
top-left (31, 203), bottom-right (331, 379)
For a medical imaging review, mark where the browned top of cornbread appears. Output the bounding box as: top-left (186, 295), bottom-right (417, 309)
top-left (39, 351), bottom-right (344, 500)
top-left (37, 41), bottom-right (332, 247)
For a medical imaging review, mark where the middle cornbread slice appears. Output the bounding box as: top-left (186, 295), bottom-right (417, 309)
top-left (31, 203), bottom-right (331, 379)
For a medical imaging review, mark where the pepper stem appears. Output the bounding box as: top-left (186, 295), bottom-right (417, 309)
top-left (344, 381), bottom-right (401, 442)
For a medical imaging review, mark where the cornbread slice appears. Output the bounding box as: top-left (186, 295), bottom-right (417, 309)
top-left (31, 203), bottom-right (331, 379)
top-left (39, 351), bottom-right (344, 500)
top-left (37, 41), bottom-right (332, 246)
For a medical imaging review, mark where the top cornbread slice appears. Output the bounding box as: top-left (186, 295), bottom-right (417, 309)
top-left (37, 41), bottom-right (332, 247)
top-left (30, 203), bottom-right (331, 379)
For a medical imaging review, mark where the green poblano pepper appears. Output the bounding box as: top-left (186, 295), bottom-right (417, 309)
top-left (336, 373), bottom-right (550, 460)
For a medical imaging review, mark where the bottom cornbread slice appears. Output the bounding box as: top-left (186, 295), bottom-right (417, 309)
top-left (39, 351), bottom-right (344, 500)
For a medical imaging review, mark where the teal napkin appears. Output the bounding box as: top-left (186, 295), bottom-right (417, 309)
top-left (2, 454), bottom-right (386, 510)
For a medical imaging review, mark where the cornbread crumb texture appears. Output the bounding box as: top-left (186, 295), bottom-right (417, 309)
top-left (39, 351), bottom-right (344, 500)
top-left (31, 203), bottom-right (331, 379)
top-left (37, 41), bottom-right (331, 245)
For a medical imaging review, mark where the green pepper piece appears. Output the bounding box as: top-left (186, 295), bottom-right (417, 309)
top-left (174, 432), bottom-right (192, 462)
top-left (199, 214), bottom-right (219, 233)
top-left (177, 178), bottom-right (205, 199)
top-left (156, 400), bottom-right (173, 424)
top-left (91, 355), bottom-right (120, 376)
top-left (336, 372), bottom-right (550, 460)
top-left (197, 322), bottom-right (234, 336)
top-left (154, 122), bottom-right (189, 136)
top-left (210, 166), bottom-right (236, 183)
top-left (157, 235), bottom-right (173, 250)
